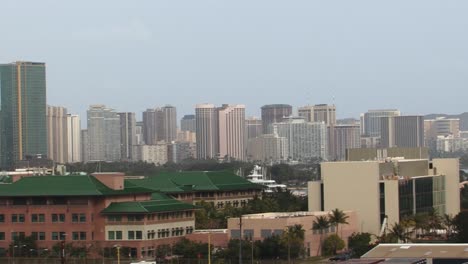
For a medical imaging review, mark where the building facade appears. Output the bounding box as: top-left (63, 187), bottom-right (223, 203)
top-left (245, 117), bottom-right (263, 140)
top-left (261, 104), bottom-right (292, 134)
top-left (328, 124), bottom-right (360, 161)
top-left (133, 144), bottom-right (168, 165)
top-left (0, 61), bottom-right (47, 169)
top-left (381, 115), bottom-right (425, 148)
top-left (66, 114), bottom-right (81, 163)
top-left (362, 109), bottom-right (401, 137)
top-left (46, 105), bottom-right (68, 164)
top-left (247, 133), bottom-right (289, 163)
top-left (217, 104), bottom-right (246, 161)
top-left (118, 112), bottom-right (136, 161)
top-left (159, 105), bottom-right (177, 143)
top-left (180, 115), bottom-right (196, 132)
top-left (299, 104), bottom-right (336, 125)
top-left (87, 105), bottom-right (121, 162)
top-left (195, 104), bottom-right (218, 159)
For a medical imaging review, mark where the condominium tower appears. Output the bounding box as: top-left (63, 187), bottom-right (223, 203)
top-left (181, 115), bottom-right (196, 132)
top-left (0, 61), bottom-right (47, 168)
top-left (86, 105), bottom-right (121, 162)
top-left (362, 109), bottom-right (401, 137)
top-left (195, 104), bottom-right (218, 159)
top-left (261, 104), bottom-right (292, 134)
top-left (46, 105), bottom-right (68, 163)
top-left (380, 115), bottom-right (425, 148)
top-left (298, 104), bottom-right (336, 125)
top-left (67, 114), bottom-right (81, 163)
top-left (118, 112), bottom-right (136, 161)
top-left (217, 104), bottom-right (246, 161)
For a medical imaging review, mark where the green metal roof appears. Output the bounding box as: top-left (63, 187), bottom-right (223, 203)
top-left (126, 170), bottom-right (263, 193)
top-left (0, 175), bottom-right (154, 197)
top-left (101, 192), bottom-right (198, 214)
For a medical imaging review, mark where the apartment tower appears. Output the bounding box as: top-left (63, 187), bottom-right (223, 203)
top-left (46, 105), bottom-right (68, 163)
top-left (195, 104), bottom-right (218, 159)
top-left (261, 104), bottom-right (292, 134)
top-left (118, 112), bottom-right (136, 161)
top-left (66, 114), bottom-right (81, 163)
top-left (217, 104), bottom-right (246, 161)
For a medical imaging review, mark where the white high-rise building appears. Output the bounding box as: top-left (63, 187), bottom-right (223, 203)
top-left (66, 114), bottom-right (81, 163)
top-left (217, 104), bottom-right (246, 161)
top-left (87, 105), bottom-right (121, 162)
top-left (273, 117), bottom-right (328, 161)
top-left (46, 105), bottom-right (68, 163)
top-left (247, 133), bottom-right (288, 163)
top-left (298, 104), bottom-right (336, 125)
top-left (362, 109), bottom-right (401, 137)
top-left (118, 112), bottom-right (136, 161)
top-left (132, 144), bottom-right (168, 165)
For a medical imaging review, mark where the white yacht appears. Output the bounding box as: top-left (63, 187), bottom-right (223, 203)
top-left (246, 165), bottom-right (287, 193)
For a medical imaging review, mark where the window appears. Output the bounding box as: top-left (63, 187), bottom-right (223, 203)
top-left (52, 214), bottom-right (65, 223)
top-left (50, 198), bottom-right (67, 205)
top-left (128, 231), bottom-right (135, 240)
top-left (127, 215), bottom-right (144, 222)
top-left (12, 198), bottom-right (27, 205)
top-left (107, 215), bottom-right (122, 222)
top-left (12, 214), bottom-right (25, 223)
top-left (136, 231), bottom-right (142, 240)
top-left (108, 231), bottom-right (115, 240)
top-left (31, 232), bottom-right (46, 241)
top-left (72, 213), bottom-right (86, 223)
top-left (0, 215), bottom-right (4, 222)
top-left (261, 229), bottom-right (272, 239)
top-left (52, 232), bottom-right (66, 241)
top-left (72, 232), bottom-right (86, 241)
top-left (31, 214), bottom-right (45, 223)
top-left (116, 231), bottom-right (122, 240)
top-left (11, 232), bottom-right (25, 240)
top-left (31, 198), bottom-right (47, 205)
top-left (0, 232), bottom-right (4, 240)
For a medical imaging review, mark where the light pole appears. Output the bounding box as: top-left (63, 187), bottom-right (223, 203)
top-left (208, 233), bottom-right (211, 264)
top-left (113, 244), bottom-right (121, 264)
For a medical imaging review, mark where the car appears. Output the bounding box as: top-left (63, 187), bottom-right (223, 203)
top-left (329, 253), bottom-right (351, 261)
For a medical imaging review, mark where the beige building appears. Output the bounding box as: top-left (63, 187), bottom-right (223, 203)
top-left (46, 105), bottom-right (68, 163)
top-left (227, 211), bottom-right (358, 257)
top-left (308, 158), bottom-right (460, 236)
top-left (346, 147), bottom-right (429, 161)
top-left (66, 114), bottom-right (81, 163)
top-left (298, 104), bottom-right (336, 125)
top-left (247, 133), bottom-right (288, 163)
top-left (217, 104), bottom-right (246, 161)
top-left (132, 143), bottom-right (168, 165)
top-left (195, 104), bottom-right (218, 159)
top-left (328, 124), bottom-right (360, 161)
top-left (245, 117), bottom-right (262, 140)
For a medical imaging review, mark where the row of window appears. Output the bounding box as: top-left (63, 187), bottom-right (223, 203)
top-left (216, 200), bottom-right (247, 208)
top-left (107, 227), bottom-right (194, 241)
top-left (0, 231), bottom-right (88, 241)
top-left (1, 213), bottom-right (87, 223)
top-left (2, 198), bottom-right (88, 206)
top-left (107, 211), bottom-right (193, 222)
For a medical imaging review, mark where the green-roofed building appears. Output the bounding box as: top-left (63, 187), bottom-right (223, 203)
top-left (0, 172), bottom-right (197, 259)
top-left (127, 170), bottom-right (263, 209)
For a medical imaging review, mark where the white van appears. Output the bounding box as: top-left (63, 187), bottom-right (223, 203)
top-left (130, 261), bottom-right (156, 264)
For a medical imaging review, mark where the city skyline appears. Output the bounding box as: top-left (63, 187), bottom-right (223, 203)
top-left (1, 1), bottom-right (468, 121)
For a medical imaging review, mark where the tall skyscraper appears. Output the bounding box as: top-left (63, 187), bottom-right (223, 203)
top-left (362, 109), bottom-right (401, 137)
top-left (135, 121), bottom-right (145, 145)
top-left (217, 104), bottom-right (246, 161)
top-left (273, 117), bottom-right (328, 160)
top-left (195, 104), bottom-right (218, 159)
top-left (66, 114), bottom-right (81, 163)
top-left (381, 116), bottom-right (424, 148)
top-left (81, 129), bottom-right (89, 162)
top-left (424, 117), bottom-right (460, 149)
top-left (142, 108), bottom-right (159, 145)
top-left (160, 105), bottom-right (177, 143)
top-left (299, 104), bottom-right (336, 125)
top-left (181, 114), bottom-right (196, 132)
top-left (46, 105), bottom-right (68, 163)
top-left (247, 133), bottom-right (289, 163)
top-left (245, 117), bottom-right (262, 140)
top-left (0, 61), bottom-right (47, 168)
top-left (328, 124), bottom-right (361, 161)
top-left (118, 112), bottom-right (136, 161)
top-left (261, 104), bottom-right (292, 134)
top-left (87, 105), bottom-right (121, 161)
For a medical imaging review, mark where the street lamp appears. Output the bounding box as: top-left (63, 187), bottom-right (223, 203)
top-left (113, 244), bottom-right (121, 264)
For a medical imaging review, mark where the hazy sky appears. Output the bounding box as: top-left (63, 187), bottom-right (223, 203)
top-left (2, 1), bottom-right (468, 124)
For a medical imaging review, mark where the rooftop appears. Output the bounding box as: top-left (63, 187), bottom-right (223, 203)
top-left (362, 244), bottom-right (468, 259)
top-left (238, 210), bottom-right (349, 220)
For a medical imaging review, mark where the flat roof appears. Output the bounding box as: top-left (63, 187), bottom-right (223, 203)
top-left (238, 210), bottom-right (352, 220)
top-left (362, 244), bottom-right (468, 259)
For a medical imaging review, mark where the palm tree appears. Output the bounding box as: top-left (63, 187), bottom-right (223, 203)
top-left (312, 215), bottom-right (330, 256)
top-left (328, 208), bottom-right (349, 238)
top-left (389, 222), bottom-right (413, 243)
top-left (283, 224), bottom-right (305, 263)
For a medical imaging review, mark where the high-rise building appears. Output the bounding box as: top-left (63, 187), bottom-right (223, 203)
top-left (328, 124), bottom-right (361, 161)
top-left (298, 104), bottom-right (336, 125)
top-left (424, 117), bottom-right (460, 150)
top-left (245, 117), bottom-right (262, 140)
top-left (247, 133), bottom-right (288, 163)
top-left (118, 112), bottom-right (136, 161)
top-left (132, 143), bottom-right (168, 165)
top-left (87, 105), bottom-right (121, 162)
top-left (195, 104), bottom-right (218, 159)
top-left (142, 108), bottom-right (160, 145)
top-left (135, 121), bottom-right (144, 145)
top-left (0, 61), bottom-right (47, 168)
top-left (81, 129), bottom-right (89, 162)
top-left (46, 105), bottom-right (68, 163)
top-left (168, 141), bottom-right (196, 163)
top-left (362, 109), bottom-right (401, 137)
top-left (261, 104), bottom-right (292, 134)
top-left (181, 115), bottom-right (196, 132)
top-left (66, 114), bottom-right (81, 163)
top-left (160, 105), bottom-right (177, 143)
top-left (273, 117), bottom-right (328, 161)
top-left (381, 115), bottom-right (424, 148)
top-left (217, 104), bottom-right (246, 161)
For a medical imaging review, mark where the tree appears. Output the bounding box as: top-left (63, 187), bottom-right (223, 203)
top-left (442, 214), bottom-right (455, 240)
top-left (388, 222), bottom-right (412, 243)
top-left (312, 215), bottom-right (330, 256)
top-left (282, 224), bottom-right (305, 262)
top-left (9, 234), bottom-right (37, 257)
top-left (348, 232), bottom-right (373, 258)
top-left (328, 208), bottom-right (349, 238)
top-left (322, 234), bottom-right (345, 256)
top-left (452, 211), bottom-right (468, 242)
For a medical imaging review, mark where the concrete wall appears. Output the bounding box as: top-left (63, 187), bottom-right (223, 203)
top-left (384, 180), bottom-right (400, 232)
top-left (432, 158), bottom-right (461, 216)
top-left (321, 161), bottom-right (381, 235)
top-left (397, 160), bottom-right (429, 177)
top-left (307, 181), bottom-right (322, 212)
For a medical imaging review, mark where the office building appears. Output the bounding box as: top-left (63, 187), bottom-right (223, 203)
top-left (66, 114), bottom-right (81, 163)
top-left (362, 109), bottom-right (401, 137)
top-left (118, 112), bottom-right (136, 161)
top-left (0, 61), bottom-right (47, 168)
top-left (87, 105), bottom-right (121, 162)
top-left (46, 105), bottom-right (68, 164)
top-left (81, 130), bottom-right (89, 162)
top-left (167, 141), bottom-right (196, 163)
top-left (299, 104), bottom-right (336, 125)
top-left (273, 117), bottom-right (327, 161)
top-left (132, 144), bottom-right (168, 165)
top-left (180, 115), bottom-right (196, 132)
top-left (245, 117), bottom-right (262, 140)
top-left (159, 105), bottom-right (177, 143)
top-left (308, 158), bottom-right (460, 236)
top-left (381, 115), bottom-right (424, 148)
top-left (328, 124), bottom-right (360, 161)
top-left (217, 104), bottom-right (246, 161)
top-left (195, 104), bottom-right (218, 159)
top-left (142, 108), bottom-right (159, 145)
top-left (247, 133), bottom-right (288, 163)
top-left (346, 147), bottom-right (429, 161)
top-left (261, 104), bottom-right (292, 134)
top-left (424, 117), bottom-right (460, 150)
top-left (135, 121), bottom-right (144, 145)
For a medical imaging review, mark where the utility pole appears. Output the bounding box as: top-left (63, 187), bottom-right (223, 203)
top-left (239, 215), bottom-right (242, 264)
